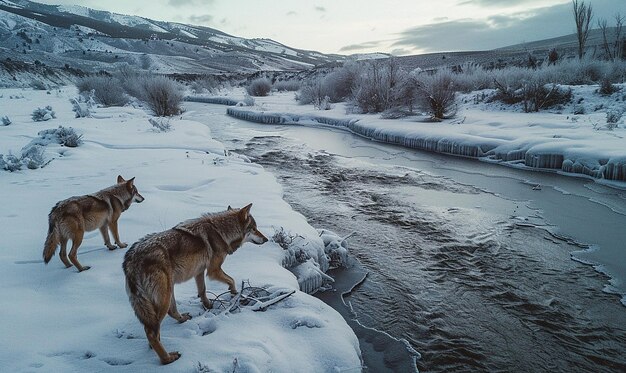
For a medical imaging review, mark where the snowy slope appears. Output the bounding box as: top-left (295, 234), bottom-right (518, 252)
top-left (0, 87), bottom-right (362, 372)
top-left (0, 0), bottom-right (342, 75)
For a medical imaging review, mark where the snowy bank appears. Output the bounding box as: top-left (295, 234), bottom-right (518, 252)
top-left (0, 88), bottom-right (361, 372)
top-left (223, 88), bottom-right (626, 184)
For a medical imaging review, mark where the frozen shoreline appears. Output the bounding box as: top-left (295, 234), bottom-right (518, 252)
top-left (0, 88), bottom-right (362, 372)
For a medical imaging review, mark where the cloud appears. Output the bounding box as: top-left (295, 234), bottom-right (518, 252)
top-left (188, 14), bottom-right (214, 24)
top-left (457, 0), bottom-right (548, 6)
top-left (168, 0), bottom-right (215, 6)
top-left (339, 40), bottom-right (382, 52)
top-left (286, 10), bottom-right (297, 16)
top-left (314, 6), bottom-right (326, 12)
top-left (393, 2), bottom-right (576, 52)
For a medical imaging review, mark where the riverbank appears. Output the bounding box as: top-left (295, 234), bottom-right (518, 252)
top-left (0, 87), bottom-right (362, 372)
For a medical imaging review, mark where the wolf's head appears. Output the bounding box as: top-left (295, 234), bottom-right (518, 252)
top-left (117, 175), bottom-right (145, 204)
top-left (232, 203), bottom-right (267, 245)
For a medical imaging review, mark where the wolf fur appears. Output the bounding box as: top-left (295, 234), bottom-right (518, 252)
top-left (122, 204), bottom-right (268, 364)
top-left (43, 175), bottom-right (145, 272)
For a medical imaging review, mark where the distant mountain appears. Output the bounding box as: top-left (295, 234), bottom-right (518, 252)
top-left (0, 0), bottom-right (343, 75)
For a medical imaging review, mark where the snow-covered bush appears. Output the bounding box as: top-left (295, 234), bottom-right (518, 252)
top-left (453, 62), bottom-right (493, 93)
top-left (273, 80), bottom-right (300, 92)
top-left (246, 78), bottom-right (272, 97)
top-left (1, 153), bottom-right (22, 172)
top-left (415, 69), bottom-right (458, 120)
top-left (70, 96), bottom-right (93, 118)
top-left (272, 227), bottom-right (302, 250)
top-left (351, 60), bottom-right (407, 113)
top-left (297, 77), bottom-right (326, 105)
top-left (190, 75), bottom-right (218, 94)
top-left (314, 95), bottom-right (332, 110)
top-left (139, 76), bottom-right (184, 116)
top-left (76, 76), bottom-right (129, 107)
top-left (1, 116), bottom-right (11, 126)
top-left (242, 94), bottom-right (255, 107)
top-left (599, 76), bottom-right (619, 95)
top-left (37, 126), bottom-right (83, 147)
top-left (31, 106), bottom-right (55, 122)
top-left (606, 109), bottom-right (623, 128)
top-left (148, 117), bottom-right (172, 132)
top-left (21, 146), bottom-right (46, 169)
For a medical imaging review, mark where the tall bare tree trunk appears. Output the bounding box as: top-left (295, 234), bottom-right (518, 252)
top-left (572, 0), bottom-right (593, 59)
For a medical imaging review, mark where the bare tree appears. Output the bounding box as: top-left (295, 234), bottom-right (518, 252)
top-left (598, 14), bottom-right (624, 60)
top-left (572, 0), bottom-right (593, 59)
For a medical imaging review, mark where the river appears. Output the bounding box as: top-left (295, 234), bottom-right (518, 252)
top-left (185, 103), bottom-right (626, 372)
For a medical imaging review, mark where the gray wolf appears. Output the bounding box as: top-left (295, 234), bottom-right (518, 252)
top-left (122, 203), bottom-right (268, 364)
top-left (43, 175), bottom-right (145, 271)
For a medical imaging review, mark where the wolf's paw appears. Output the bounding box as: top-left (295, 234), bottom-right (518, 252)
top-left (229, 288), bottom-right (238, 295)
top-left (106, 244), bottom-right (117, 250)
top-left (178, 313), bottom-right (192, 323)
top-left (161, 351), bottom-right (181, 365)
top-left (116, 242), bottom-right (128, 249)
top-left (201, 298), bottom-right (213, 310)
top-left (78, 266), bottom-right (91, 272)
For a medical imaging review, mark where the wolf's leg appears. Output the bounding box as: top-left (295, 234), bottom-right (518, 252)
top-left (167, 290), bottom-right (191, 323)
top-left (208, 256), bottom-right (237, 294)
top-left (109, 218), bottom-right (127, 248)
top-left (99, 225), bottom-right (116, 250)
top-left (144, 325), bottom-right (180, 365)
top-left (195, 272), bottom-right (212, 309)
top-left (68, 230), bottom-right (90, 272)
top-left (59, 239), bottom-right (72, 268)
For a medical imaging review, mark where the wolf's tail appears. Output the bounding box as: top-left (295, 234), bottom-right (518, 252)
top-left (43, 205), bottom-right (60, 264)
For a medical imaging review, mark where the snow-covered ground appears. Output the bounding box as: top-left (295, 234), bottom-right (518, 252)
top-left (0, 88), bottom-right (361, 372)
top-left (218, 86), bottom-right (626, 186)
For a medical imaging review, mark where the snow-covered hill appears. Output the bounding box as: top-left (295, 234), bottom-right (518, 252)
top-left (0, 0), bottom-right (343, 75)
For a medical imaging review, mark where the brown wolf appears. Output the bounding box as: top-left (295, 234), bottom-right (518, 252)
top-left (43, 175), bottom-right (145, 272)
top-left (122, 204), bottom-right (268, 364)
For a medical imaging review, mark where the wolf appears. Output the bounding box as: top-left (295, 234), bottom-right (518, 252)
top-left (43, 175), bottom-right (145, 272)
top-left (122, 204), bottom-right (268, 364)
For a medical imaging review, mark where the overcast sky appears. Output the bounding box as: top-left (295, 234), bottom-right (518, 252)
top-left (36, 0), bottom-right (625, 55)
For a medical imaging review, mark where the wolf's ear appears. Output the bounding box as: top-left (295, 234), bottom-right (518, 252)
top-left (240, 203), bottom-right (252, 219)
top-left (227, 205), bottom-right (233, 211)
top-left (127, 177), bottom-right (135, 187)
top-left (117, 175), bottom-right (125, 183)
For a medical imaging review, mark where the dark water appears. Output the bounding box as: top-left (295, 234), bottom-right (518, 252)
top-left (186, 105), bottom-right (626, 372)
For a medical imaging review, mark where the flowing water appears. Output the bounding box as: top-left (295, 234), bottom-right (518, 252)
top-left (185, 104), bottom-right (626, 372)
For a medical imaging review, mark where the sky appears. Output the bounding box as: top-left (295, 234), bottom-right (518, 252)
top-left (35, 0), bottom-right (626, 55)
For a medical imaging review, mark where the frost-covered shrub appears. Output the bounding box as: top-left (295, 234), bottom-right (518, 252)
top-left (148, 117), bottom-right (172, 132)
top-left (599, 76), bottom-right (619, 95)
top-left (1, 116), bottom-right (11, 126)
top-left (454, 63), bottom-right (493, 93)
top-left (55, 126), bottom-right (83, 147)
top-left (139, 76), bottom-right (184, 116)
top-left (351, 61), bottom-right (403, 113)
top-left (272, 227), bottom-right (302, 250)
top-left (21, 145), bottom-right (46, 169)
top-left (273, 80), bottom-right (300, 92)
top-left (297, 77), bottom-right (326, 105)
top-left (415, 69), bottom-right (458, 120)
top-left (2, 153), bottom-right (22, 172)
top-left (190, 75), bottom-right (218, 94)
top-left (606, 109), bottom-right (623, 128)
top-left (77, 76), bottom-right (129, 107)
top-left (493, 73), bottom-right (571, 112)
top-left (37, 126), bottom-right (83, 147)
top-left (246, 78), bottom-right (272, 97)
top-left (31, 106), bottom-right (55, 122)
top-left (314, 95), bottom-right (332, 110)
top-left (70, 97), bottom-right (92, 118)
top-left (242, 94), bottom-right (255, 107)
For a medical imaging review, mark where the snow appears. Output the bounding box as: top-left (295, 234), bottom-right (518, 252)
top-left (223, 86), bottom-right (626, 184)
top-left (0, 87), bottom-right (361, 372)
